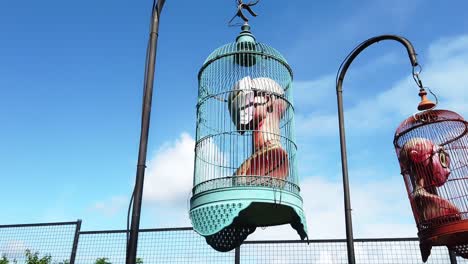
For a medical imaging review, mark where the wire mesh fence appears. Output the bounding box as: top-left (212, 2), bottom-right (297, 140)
top-left (76, 227), bottom-right (467, 263)
top-left (241, 239), bottom-right (467, 264)
top-left (76, 228), bottom-right (234, 264)
top-left (0, 221), bottom-right (80, 264)
top-left (1, 221), bottom-right (467, 263)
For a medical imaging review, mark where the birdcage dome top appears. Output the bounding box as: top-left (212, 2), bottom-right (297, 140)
top-left (395, 110), bottom-right (465, 134)
top-left (394, 109), bottom-right (468, 148)
top-left (199, 24), bottom-right (291, 78)
top-left (202, 42), bottom-right (288, 65)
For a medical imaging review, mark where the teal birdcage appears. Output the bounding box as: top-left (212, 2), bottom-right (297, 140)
top-left (189, 24), bottom-right (308, 252)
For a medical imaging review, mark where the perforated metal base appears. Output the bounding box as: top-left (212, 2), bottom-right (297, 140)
top-left (190, 201), bottom-right (251, 236)
top-left (450, 244), bottom-right (468, 259)
top-left (205, 225), bottom-right (256, 252)
top-left (190, 186), bottom-right (308, 252)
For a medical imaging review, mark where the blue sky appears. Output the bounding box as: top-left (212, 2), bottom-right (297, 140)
top-left (1, 0), bottom-right (468, 241)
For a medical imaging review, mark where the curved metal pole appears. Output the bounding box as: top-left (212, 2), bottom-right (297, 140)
top-left (126, 1), bottom-right (165, 264)
top-left (336, 35), bottom-right (419, 264)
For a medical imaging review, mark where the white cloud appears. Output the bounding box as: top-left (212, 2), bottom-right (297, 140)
top-left (86, 36), bottom-right (468, 259)
top-left (144, 203), bottom-right (192, 228)
top-left (143, 133), bottom-right (195, 204)
top-left (240, 34), bottom-right (468, 262)
top-left (293, 53), bottom-right (401, 112)
top-left (142, 134), bottom-right (415, 241)
top-left (138, 135), bottom-right (417, 242)
top-left (90, 195), bottom-right (127, 217)
top-left (425, 35), bottom-right (468, 115)
top-left (87, 133), bottom-right (197, 226)
top-left (427, 35), bottom-right (468, 62)
top-left (194, 136), bottom-right (229, 183)
top-left (295, 111), bottom-right (338, 138)
top-left (295, 34), bottom-right (468, 137)
top-left (249, 173), bottom-right (416, 241)
top-left (293, 75), bottom-right (335, 109)
top-left (143, 132), bottom-right (229, 206)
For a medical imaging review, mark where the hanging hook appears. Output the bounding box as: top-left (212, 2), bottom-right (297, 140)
top-left (425, 87), bottom-right (439, 108)
top-left (412, 64), bottom-right (438, 111)
top-left (412, 64), bottom-right (424, 89)
top-left (228, 0), bottom-right (260, 26)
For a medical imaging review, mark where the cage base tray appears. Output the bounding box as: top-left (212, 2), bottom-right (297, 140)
top-left (190, 186), bottom-right (308, 252)
top-left (418, 219), bottom-right (468, 262)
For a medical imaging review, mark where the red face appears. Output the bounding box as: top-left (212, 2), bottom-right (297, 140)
top-left (400, 137), bottom-right (451, 188)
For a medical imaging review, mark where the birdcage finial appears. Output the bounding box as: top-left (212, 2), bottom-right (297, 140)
top-left (229, 0), bottom-right (260, 26)
top-left (412, 65), bottom-right (437, 111)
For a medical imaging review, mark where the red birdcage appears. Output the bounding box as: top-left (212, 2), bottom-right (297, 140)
top-left (394, 108), bottom-right (468, 262)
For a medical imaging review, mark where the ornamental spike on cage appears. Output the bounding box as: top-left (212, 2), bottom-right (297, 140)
top-left (394, 71), bottom-right (468, 262)
top-left (189, 19), bottom-right (308, 252)
top-left (228, 0), bottom-right (260, 26)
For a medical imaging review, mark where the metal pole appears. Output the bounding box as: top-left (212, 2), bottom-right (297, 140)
top-left (235, 246), bottom-right (240, 264)
top-left (335, 35), bottom-right (419, 264)
top-left (69, 219), bottom-right (82, 264)
top-left (335, 90), bottom-right (356, 263)
top-left (449, 249), bottom-right (458, 264)
top-left (126, 1), bottom-right (165, 264)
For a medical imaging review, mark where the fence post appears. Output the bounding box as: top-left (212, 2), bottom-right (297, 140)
top-left (449, 249), bottom-right (458, 264)
top-left (70, 219), bottom-right (82, 264)
top-left (235, 246), bottom-right (240, 264)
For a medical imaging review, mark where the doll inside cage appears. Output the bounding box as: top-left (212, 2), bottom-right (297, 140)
top-left (399, 137), bottom-right (461, 225)
top-left (228, 76), bottom-right (289, 187)
top-left (395, 109), bottom-right (468, 261)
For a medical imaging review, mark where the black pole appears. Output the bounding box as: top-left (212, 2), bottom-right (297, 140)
top-left (449, 249), bottom-right (458, 264)
top-left (335, 35), bottom-right (419, 264)
top-left (69, 219), bottom-right (82, 264)
top-left (126, 1), bottom-right (165, 264)
top-left (235, 246), bottom-right (240, 264)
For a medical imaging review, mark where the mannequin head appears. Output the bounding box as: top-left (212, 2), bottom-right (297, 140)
top-left (400, 137), bottom-right (450, 188)
top-left (228, 76), bottom-right (286, 134)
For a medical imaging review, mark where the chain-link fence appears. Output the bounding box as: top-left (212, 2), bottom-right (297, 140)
top-left (76, 228), bottom-right (234, 264)
top-left (241, 239), bottom-right (464, 264)
top-left (1, 221), bottom-right (466, 263)
top-left (76, 227), bottom-right (467, 263)
top-left (0, 221), bottom-right (81, 264)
